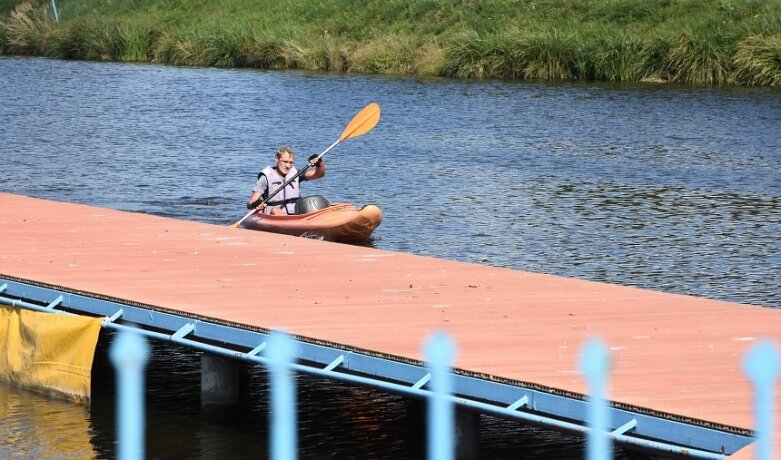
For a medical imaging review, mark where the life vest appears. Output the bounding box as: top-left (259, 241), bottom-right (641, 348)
top-left (258, 166), bottom-right (300, 214)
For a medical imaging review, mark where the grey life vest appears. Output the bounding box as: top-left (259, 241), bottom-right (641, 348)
top-left (259, 166), bottom-right (301, 214)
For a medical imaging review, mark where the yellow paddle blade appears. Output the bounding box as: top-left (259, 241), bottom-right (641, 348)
top-left (338, 102), bottom-right (381, 141)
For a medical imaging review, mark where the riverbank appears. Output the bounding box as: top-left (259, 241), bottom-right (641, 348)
top-left (2, 0), bottom-right (780, 86)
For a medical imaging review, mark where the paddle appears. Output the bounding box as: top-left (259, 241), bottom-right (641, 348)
top-left (230, 102), bottom-right (381, 228)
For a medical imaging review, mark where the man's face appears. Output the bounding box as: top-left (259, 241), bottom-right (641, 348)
top-left (276, 152), bottom-right (294, 175)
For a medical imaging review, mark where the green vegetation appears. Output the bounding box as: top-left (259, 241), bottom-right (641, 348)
top-left (2, 0), bottom-right (781, 86)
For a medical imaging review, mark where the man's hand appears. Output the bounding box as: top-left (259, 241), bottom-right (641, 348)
top-left (247, 198), bottom-right (266, 210)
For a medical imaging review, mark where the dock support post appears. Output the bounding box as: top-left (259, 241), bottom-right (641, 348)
top-left (455, 408), bottom-right (480, 460)
top-left (201, 354), bottom-right (240, 407)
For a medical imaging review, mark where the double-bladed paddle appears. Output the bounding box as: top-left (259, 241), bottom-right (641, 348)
top-left (229, 102), bottom-right (381, 228)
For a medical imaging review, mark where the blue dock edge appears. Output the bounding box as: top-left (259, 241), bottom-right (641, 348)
top-left (1, 277), bottom-right (774, 459)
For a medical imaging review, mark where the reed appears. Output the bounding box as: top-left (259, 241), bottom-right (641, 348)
top-left (0, 21), bottom-right (6, 53)
top-left (118, 23), bottom-right (157, 62)
top-left (277, 39), bottom-right (310, 70)
top-left (4, 2), bottom-right (53, 55)
top-left (441, 31), bottom-right (508, 79)
top-left (154, 32), bottom-right (201, 66)
top-left (634, 37), bottom-right (673, 83)
top-left (82, 21), bottom-right (123, 61)
top-left (2, 0), bottom-right (781, 86)
top-left (199, 28), bottom-right (251, 68)
top-left (154, 28), bottom-right (248, 67)
top-left (413, 38), bottom-right (448, 76)
top-left (47, 18), bottom-right (89, 59)
top-left (591, 33), bottom-right (647, 82)
top-left (351, 34), bottom-right (422, 75)
top-left (292, 35), bottom-right (351, 72)
top-left (242, 36), bottom-right (287, 69)
top-left (732, 34), bottom-right (781, 86)
top-left (515, 30), bottom-right (579, 81)
top-left (152, 25), bottom-right (325, 69)
top-left (665, 31), bottom-right (733, 85)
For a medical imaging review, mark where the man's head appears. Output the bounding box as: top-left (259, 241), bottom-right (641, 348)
top-left (274, 145), bottom-right (295, 175)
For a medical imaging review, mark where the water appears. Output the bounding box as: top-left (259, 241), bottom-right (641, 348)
top-left (1, 56), bottom-right (780, 459)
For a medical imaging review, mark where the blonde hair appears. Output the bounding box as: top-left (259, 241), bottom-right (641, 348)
top-left (275, 145), bottom-right (296, 158)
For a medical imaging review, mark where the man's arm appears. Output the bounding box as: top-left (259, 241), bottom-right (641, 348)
top-left (247, 175), bottom-right (268, 209)
top-left (247, 191), bottom-right (264, 209)
top-left (304, 155), bottom-right (325, 180)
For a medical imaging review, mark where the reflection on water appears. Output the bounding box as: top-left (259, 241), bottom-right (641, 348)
top-left (0, 385), bottom-right (97, 459)
top-left (1, 56), bottom-right (780, 458)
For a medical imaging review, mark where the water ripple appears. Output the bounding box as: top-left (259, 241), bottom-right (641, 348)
top-left (2, 56), bottom-right (780, 459)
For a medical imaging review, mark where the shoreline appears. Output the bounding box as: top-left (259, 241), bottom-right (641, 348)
top-left (2, 0), bottom-right (780, 87)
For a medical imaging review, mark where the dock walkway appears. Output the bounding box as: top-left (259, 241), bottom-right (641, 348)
top-left (1, 192), bottom-right (779, 458)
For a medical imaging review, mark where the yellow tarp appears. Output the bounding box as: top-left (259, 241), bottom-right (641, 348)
top-left (0, 305), bottom-right (102, 403)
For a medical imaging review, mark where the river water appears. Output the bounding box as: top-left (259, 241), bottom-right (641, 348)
top-left (1, 56), bottom-right (779, 459)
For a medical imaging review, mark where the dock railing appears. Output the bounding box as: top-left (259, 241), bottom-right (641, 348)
top-left (110, 329), bottom-right (780, 460)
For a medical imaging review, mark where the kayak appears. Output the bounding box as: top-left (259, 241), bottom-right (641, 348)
top-left (242, 202), bottom-right (382, 244)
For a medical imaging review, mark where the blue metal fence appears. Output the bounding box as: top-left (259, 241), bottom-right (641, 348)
top-left (110, 329), bottom-right (780, 460)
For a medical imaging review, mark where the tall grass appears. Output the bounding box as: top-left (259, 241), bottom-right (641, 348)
top-left (442, 29), bottom-right (664, 83)
top-left (591, 33), bottom-right (647, 82)
top-left (516, 30), bottom-right (579, 81)
top-left (239, 36), bottom-right (288, 69)
top-left (2, 0), bottom-right (781, 86)
top-left (80, 22), bottom-right (124, 61)
top-left (666, 32), bottom-right (732, 85)
top-left (118, 24), bottom-right (158, 61)
top-left (634, 38), bottom-right (673, 83)
top-left (309, 36), bottom-right (351, 72)
top-left (441, 31), bottom-right (509, 79)
top-left (733, 34), bottom-right (781, 86)
top-left (4, 2), bottom-right (54, 55)
top-left (350, 34), bottom-right (421, 75)
top-left (0, 21), bottom-right (6, 53)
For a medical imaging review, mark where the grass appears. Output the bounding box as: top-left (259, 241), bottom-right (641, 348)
top-left (2, 0), bottom-right (781, 86)
top-left (733, 33), bottom-right (781, 85)
top-left (3, 2), bottom-right (53, 55)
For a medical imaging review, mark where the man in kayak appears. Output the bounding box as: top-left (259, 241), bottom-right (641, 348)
top-left (246, 145), bottom-right (325, 215)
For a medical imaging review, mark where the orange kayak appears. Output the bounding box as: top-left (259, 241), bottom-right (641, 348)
top-left (242, 203), bottom-right (382, 244)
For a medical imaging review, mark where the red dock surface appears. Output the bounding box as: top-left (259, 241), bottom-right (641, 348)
top-left (1, 192), bottom-right (779, 458)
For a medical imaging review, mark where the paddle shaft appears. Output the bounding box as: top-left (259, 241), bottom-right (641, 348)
top-left (310, 137), bottom-right (340, 166)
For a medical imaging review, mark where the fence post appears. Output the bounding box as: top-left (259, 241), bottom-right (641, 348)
top-left (268, 331), bottom-right (298, 460)
top-left (50, 0), bottom-right (59, 22)
top-left (110, 330), bottom-right (150, 460)
top-left (425, 331), bottom-right (456, 460)
top-left (580, 336), bottom-right (612, 460)
top-left (744, 340), bottom-right (780, 460)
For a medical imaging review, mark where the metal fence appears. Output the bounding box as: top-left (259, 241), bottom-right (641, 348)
top-left (110, 330), bottom-right (780, 460)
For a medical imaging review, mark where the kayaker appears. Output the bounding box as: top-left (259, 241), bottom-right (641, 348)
top-left (246, 145), bottom-right (325, 215)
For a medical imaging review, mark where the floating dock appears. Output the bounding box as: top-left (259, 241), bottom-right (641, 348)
top-left (1, 192), bottom-right (779, 459)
